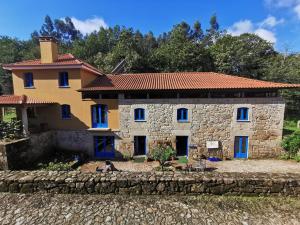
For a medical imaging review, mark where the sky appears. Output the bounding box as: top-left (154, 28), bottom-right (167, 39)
top-left (1, 0), bottom-right (300, 52)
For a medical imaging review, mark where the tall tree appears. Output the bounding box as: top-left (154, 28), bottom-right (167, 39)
top-left (0, 36), bottom-right (23, 93)
top-left (40, 15), bottom-right (55, 37)
top-left (210, 34), bottom-right (275, 79)
top-left (263, 54), bottom-right (300, 112)
top-left (151, 22), bottom-right (213, 72)
top-left (204, 14), bottom-right (221, 46)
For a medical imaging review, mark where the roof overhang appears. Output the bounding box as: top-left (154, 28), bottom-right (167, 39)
top-left (0, 95), bottom-right (56, 106)
top-left (3, 64), bottom-right (102, 75)
top-left (78, 86), bottom-right (300, 92)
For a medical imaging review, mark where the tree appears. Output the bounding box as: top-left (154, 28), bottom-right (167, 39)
top-left (204, 14), bottom-right (221, 46)
top-left (263, 54), bottom-right (300, 112)
top-left (210, 33), bottom-right (275, 79)
top-left (0, 36), bottom-right (24, 93)
top-left (150, 22), bottom-right (214, 72)
top-left (40, 15), bottom-right (55, 37)
top-left (192, 21), bottom-right (204, 41)
top-left (150, 144), bottom-right (176, 170)
top-left (33, 15), bottom-right (82, 45)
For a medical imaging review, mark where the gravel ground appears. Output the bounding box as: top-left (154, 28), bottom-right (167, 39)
top-left (0, 193), bottom-right (299, 225)
top-left (80, 159), bottom-right (300, 173)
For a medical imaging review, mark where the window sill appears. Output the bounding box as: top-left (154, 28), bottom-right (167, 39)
top-left (58, 86), bottom-right (70, 88)
top-left (134, 120), bottom-right (147, 122)
top-left (178, 120), bottom-right (189, 123)
top-left (88, 128), bottom-right (111, 131)
top-left (237, 120), bottom-right (250, 122)
top-left (24, 87), bottom-right (35, 89)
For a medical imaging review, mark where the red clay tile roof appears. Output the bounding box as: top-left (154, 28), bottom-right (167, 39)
top-left (2, 54), bottom-right (102, 75)
top-left (79, 72), bottom-right (300, 91)
top-left (0, 95), bottom-right (56, 105)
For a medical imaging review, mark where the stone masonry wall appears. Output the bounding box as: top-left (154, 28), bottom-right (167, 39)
top-left (0, 131), bottom-right (54, 170)
top-left (118, 97), bottom-right (285, 159)
top-left (14, 97), bottom-right (284, 160)
top-left (0, 171), bottom-right (299, 196)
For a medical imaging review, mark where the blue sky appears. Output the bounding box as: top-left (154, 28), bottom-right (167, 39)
top-left (1, 0), bottom-right (300, 52)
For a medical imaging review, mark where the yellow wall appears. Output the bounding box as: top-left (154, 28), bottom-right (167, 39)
top-left (40, 41), bottom-right (58, 63)
top-left (12, 69), bottom-right (119, 130)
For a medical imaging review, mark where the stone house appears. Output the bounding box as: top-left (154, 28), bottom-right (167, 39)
top-left (1, 36), bottom-right (300, 160)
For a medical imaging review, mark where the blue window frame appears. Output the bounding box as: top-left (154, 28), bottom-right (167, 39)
top-left (61, 104), bottom-right (71, 119)
top-left (177, 108), bottom-right (188, 121)
top-left (234, 136), bottom-right (248, 158)
top-left (134, 108), bottom-right (145, 121)
top-left (91, 104), bottom-right (108, 128)
top-left (59, 72), bottom-right (69, 87)
top-left (94, 136), bottom-right (115, 158)
top-left (24, 73), bottom-right (34, 88)
top-left (237, 107), bottom-right (249, 121)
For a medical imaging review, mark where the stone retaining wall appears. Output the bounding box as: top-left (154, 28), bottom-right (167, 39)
top-left (0, 131), bottom-right (54, 170)
top-left (0, 171), bottom-right (299, 196)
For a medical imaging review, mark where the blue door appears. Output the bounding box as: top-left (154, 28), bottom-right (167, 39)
top-left (92, 104), bottom-right (108, 128)
top-left (94, 136), bottom-right (115, 158)
top-left (234, 136), bottom-right (248, 158)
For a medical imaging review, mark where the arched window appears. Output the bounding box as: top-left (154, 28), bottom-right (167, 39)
top-left (237, 107), bottom-right (249, 121)
top-left (61, 104), bottom-right (71, 119)
top-left (177, 108), bottom-right (188, 121)
top-left (134, 108), bottom-right (145, 121)
top-left (91, 104), bottom-right (108, 128)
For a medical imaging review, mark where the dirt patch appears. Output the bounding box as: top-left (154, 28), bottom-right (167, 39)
top-left (80, 159), bottom-right (300, 173)
top-left (80, 160), bottom-right (160, 172)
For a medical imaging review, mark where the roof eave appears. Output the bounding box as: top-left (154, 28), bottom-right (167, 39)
top-left (77, 86), bottom-right (300, 92)
top-left (2, 64), bottom-right (102, 75)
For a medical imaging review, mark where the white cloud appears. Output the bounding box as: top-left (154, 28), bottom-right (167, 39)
top-left (294, 4), bottom-right (300, 18)
top-left (228, 17), bottom-right (279, 43)
top-left (227, 20), bottom-right (253, 36)
top-left (259, 16), bottom-right (284, 27)
top-left (255, 28), bottom-right (277, 43)
top-left (70, 17), bottom-right (108, 35)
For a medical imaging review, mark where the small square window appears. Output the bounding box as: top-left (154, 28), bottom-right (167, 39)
top-left (237, 107), bottom-right (249, 121)
top-left (59, 72), bottom-right (69, 87)
top-left (134, 108), bottom-right (145, 121)
top-left (24, 73), bottom-right (34, 88)
top-left (177, 108), bottom-right (188, 121)
top-left (61, 104), bottom-right (71, 119)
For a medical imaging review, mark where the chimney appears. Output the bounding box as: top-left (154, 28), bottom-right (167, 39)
top-left (39, 36), bottom-right (58, 63)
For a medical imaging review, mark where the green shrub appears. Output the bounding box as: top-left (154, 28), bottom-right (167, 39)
top-left (38, 162), bottom-right (73, 171)
top-left (0, 120), bottom-right (23, 141)
top-left (178, 156), bottom-right (189, 164)
top-left (150, 144), bottom-right (176, 170)
top-left (282, 130), bottom-right (300, 157)
top-left (294, 154), bottom-right (300, 162)
top-left (279, 153), bottom-right (290, 160)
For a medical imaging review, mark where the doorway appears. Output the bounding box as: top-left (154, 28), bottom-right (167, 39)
top-left (134, 136), bottom-right (146, 156)
top-left (176, 136), bottom-right (188, 156)
top-left (234, 136), bottom-right (248, 158)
